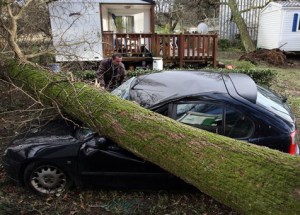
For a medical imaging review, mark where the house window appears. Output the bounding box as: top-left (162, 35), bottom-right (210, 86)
top-left (292, 13), bottom-right (299, 32)
top-left (115, 16), bottom-right (134, 33)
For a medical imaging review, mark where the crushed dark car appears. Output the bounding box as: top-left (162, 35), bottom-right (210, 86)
top-left (2, 71), bottom-right (299, 195)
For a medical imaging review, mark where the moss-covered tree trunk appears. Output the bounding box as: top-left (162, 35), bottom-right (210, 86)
top-left (227, 0), bottom-right (256, 53)
top-left (3, 60), bottom-right (300, 214)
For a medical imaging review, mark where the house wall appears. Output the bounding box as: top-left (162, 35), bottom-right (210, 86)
top-left (49, 2), bottom-right (103, 61)
top-left (49, 1), bottom-right (153, 62)
top-left (279, 10), bottom-right (300, 51)
top-left (257, 8), bottom-right (282, 49)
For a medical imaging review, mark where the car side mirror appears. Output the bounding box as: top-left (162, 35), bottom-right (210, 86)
top-left (95, 137), bottom-right (108, 149)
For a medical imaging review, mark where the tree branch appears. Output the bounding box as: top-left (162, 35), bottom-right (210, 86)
top-left (25, 49), bottom-right (55, 59)
top-left (240, 5), bottom-right (266, 13)
top-left (15, 0), bottom-right (34, 20)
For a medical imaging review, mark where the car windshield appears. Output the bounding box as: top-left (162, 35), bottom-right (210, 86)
top-left (112, 77), bottom-right (136, 99)
top-left (256, 86), bottom-right (294, 122)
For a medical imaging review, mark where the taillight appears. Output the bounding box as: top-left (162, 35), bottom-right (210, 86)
top-left (289, 130), bottom-right (298, 155)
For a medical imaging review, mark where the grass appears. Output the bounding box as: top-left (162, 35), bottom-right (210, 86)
top-left (0, 52), bottom-right (299, 214)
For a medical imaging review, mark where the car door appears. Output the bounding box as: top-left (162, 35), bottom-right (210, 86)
top-left (76, 128), bottom-right (168, 187)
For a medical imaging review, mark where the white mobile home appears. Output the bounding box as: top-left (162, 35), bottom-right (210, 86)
top-left (257, 1), bottom-right (300, 51)
top-left (48, 0), bottom-right (155, 62)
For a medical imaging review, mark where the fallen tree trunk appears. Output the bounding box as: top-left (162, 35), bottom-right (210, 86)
top-left (2, 60), bottom-right (300, 214)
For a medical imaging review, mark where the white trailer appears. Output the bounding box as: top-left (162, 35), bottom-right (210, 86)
top-left (257, 1), bottom-right (300, 51)
top-left (48, 0), bottom-right (155, 62)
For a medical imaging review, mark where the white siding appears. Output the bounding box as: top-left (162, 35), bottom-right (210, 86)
top-left (49, 2), bottom-right (102, 61)
top-left (279, 10), bottom-right (300, 51)
top-left (257, 9), bottom-right (282, 49)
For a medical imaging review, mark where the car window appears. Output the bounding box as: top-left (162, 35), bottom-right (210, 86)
top-left (224, 107), bottom-right (254, 139)
top-left (175, 103), bottom-right (223, 134)
top-left (112, 77), bottom-right (136, 100)
top-left (256, 85), bottom-right (294, 123)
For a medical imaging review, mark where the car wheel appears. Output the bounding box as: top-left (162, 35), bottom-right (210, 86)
top-left (24, 162), bottom-right (72, 196)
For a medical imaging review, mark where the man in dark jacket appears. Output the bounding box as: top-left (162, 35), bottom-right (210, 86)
top-left (96, 53), bottom-right (126, 91)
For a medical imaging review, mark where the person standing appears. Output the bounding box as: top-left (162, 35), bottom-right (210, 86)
top-left (96, 53), bottom-right (126, 91)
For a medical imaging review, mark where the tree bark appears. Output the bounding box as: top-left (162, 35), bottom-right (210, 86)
top-left (3, 60), bottom-right (300, 214)
top-left (227, 0), bottom-right (256, 53)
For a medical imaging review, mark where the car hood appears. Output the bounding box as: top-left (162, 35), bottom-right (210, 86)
top-left (4, 134), bottom-right (80, 162)
top-left (10, 134), bottom-right (78, 151)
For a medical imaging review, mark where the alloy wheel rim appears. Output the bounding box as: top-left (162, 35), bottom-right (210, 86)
top-left (30, 165), bottom-right (67, 194)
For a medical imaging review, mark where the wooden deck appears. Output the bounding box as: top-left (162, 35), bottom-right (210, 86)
top-left (102, 32), bottom-right (218, 67)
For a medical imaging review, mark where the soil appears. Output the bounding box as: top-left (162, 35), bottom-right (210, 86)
top-left (239, 49), bottom-right (300, 67)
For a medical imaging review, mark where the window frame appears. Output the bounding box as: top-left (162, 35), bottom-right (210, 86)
top-left (292, 13), bottom-right (300, 32)
top-left (298, 15), bottom-right (300, 31)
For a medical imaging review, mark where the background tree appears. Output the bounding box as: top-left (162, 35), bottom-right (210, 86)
top-left (155, 0), bottom-right (219, 32)
top-left (0, 0), bottom-right (53, 61)
top-left (155, 0), bottom-right (184, 32)
top-left (155, 0), bottom-right (256, 52)
top-left (226, 0), bottom-right (256, 52)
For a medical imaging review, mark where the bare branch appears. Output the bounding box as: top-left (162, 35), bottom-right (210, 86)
top-left (15, 0), bottom-right (34, 20)
top-left (25, 49), bottom-right (55, 59)
top-left (240, 5), bottom-right (266, 14)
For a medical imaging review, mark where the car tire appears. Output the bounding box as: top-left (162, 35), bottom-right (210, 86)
top-left (24, 162), bottom-right (72, 196)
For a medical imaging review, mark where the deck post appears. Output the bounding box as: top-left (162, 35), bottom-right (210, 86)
top-left (179, 33), bottom-right (184, 67)
top-left (212, 33), bottom-right (218, 67)
top-left (152, 33), bottom-right (159, 57)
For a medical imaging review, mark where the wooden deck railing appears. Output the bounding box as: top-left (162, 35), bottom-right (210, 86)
top-left (102, 32), bottom-right (218, 67)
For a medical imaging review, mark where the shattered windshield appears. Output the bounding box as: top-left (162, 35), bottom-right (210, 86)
top-left (112, 77), bottom-right (136, 100)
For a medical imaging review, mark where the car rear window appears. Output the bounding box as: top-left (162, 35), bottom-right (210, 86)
top-left (256, 86), bottom-right (294, 123)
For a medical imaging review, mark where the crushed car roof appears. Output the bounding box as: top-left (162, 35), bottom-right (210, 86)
top-left (113, 70), bottom-right (257, 108)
